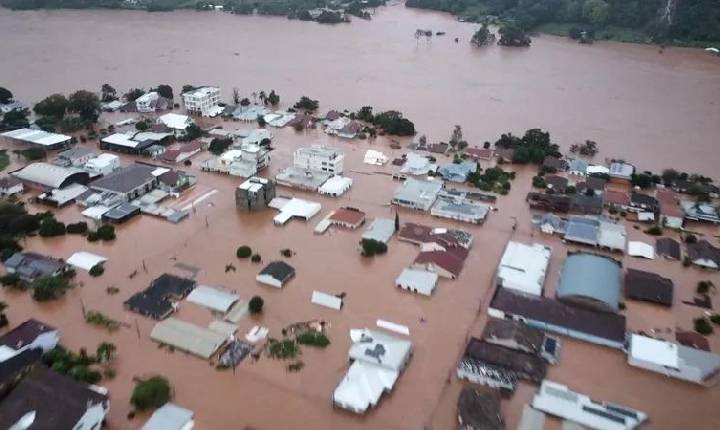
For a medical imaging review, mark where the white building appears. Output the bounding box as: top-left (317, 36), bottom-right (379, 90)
top-left (628, 334), bottom-right (720, 387)
top-left (204, 144), bottom-right (270, 177)
top-left (143, 403), bottom-right (195, 430)
top-left (182, 86), bottom-right (221, 117)
top-left (269, 197), bottom-right (321, 225)
top-left (1, 128), bottom-right (71, 150)
top-left (391, 178), bottom-right (443, 211)
top-left (157, 113), bottom-right (194, 137)
top-left (186, 285), bottom-right (240, 313)
top-left (496, 241), bottom-right (551, 297)
top-left (0, 319), bottom-right (60, 362)
top-left (318, 175), bottom-right (352, 197)
top-left (333, 329), bottom-right (412, 414)
top-left (364, 149), bottom-right (389, 166)
top-left (532, 380), bottom-right (647, 430)
top-left (293, 146), bottom-right (344, 175)
top-left (136, 91), bottom-right (160, 112)
top-left (85, 153), bottom-right (120, 175)
top-left (400, 152), bottom-right (436, 176)
top-left (395, 268), bottom-right (439, 296)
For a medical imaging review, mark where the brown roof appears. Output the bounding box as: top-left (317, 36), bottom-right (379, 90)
top-left (656, 189), bottom-right (684, 218)
top-left (545, 175), bottom-right (568, 192)
top-left (158, 170), bottom-right (181, 186)
top-left (329, 207), bottom-right (366, 227)
top-left (160, 149), bottom-right (182, 163)
top-left (676, 330), bottom-right (711, 352)
top-left (482, 318), bottom-right (545, 355)
top-left (490, 288), bottom-right (627, 345)
top-left (325, 110), bottom-right (342, 121)
top-left (428, 142), bottom-right (449, 154)
top-left (656, 237), bottom-right (681, 260)
top-left (542, 156), bottom-right (565, 170)
top-left (0, 319), bottom-right (56, 350)
top-left (603, 190), bottom-right (630, 206)
top-left (624, 268), bottom-right (674, 307)
top-left (495, 147), bottom-right (514, 161)
top-left (398, 223), bottom-right (433, 244)
top-left (457, 387), bottom-right (504, 430)
top-left (414, 251), bottom-right (464, 277)
top-left (465, 148), bottom-right (494, 160)
top-left (464, 338), bottom-right (546, 383)
top-left (687, 240), bottom-right (720, 266)
top-left (578, 176), bottom-right (607, 192)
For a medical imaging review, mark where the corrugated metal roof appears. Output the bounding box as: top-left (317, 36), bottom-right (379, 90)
top-left (557, 254), bottom-right (621, 313)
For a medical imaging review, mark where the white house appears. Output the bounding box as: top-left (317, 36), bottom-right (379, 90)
top-left (182, 86), bottom-right (221, 117)
top-left (395, 268), bottom-right (439, 296)
top-left (333, 329), bottom-right (412, 414)
top-left (496, 241), bottom-right (551, 297)
top-left (0, 319), bottom-right (59, 362)
top-left (157, 113), bottom-right (194, 137)
top-left (364, 149), bottom-right (389, 166)
top-left (293, 145), bottom-right (344, 174)
top-left (136, 91), bottom-right (160, 112)
top-left (628, 334), bottom-right (720, 387)
top-left (85, 153), bottom-right (120, 175)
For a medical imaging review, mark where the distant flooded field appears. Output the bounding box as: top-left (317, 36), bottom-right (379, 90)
top-left (1, 4), bottom-right (720, 430)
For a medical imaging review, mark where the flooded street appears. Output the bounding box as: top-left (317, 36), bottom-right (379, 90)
top-left (1, 4), bottom-right (720, 430)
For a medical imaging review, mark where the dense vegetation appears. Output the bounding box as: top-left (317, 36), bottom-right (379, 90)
top-left (131, 376), bottom-right (171, 410)
top-left (405, 0), bottom-right (720, 45)
top-left (494, 128), bottom-right (561, 164)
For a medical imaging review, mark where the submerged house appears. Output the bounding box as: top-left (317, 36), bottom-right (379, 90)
top-left (391, 178), bottom-right (443, 211)
top-left (437, 161), bottom-right (477, 183)
top-left (686, 240), bottom-right (720, 270)
top-left (332, 329), bottom-right (412, 414)
top-left (0, 319), bottom-right (59, 361)
top-left (235, 176), bottom-right (276, 211)
top-left (557, 253), bottom-right (622, 313)
top-left (3, 252), bottom-right (67, 282)
top-left (124, 274), bottom-right (197, 320)
top-left (496, 241), bottom-right (551, 297)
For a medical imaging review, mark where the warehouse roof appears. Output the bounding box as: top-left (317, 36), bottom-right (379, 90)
top-left (1, 128), bottom-right (71, 146)
top-left (150, 318), bottom-right (226, 359)
top-left (12, 162), bottom-right (89, 189)
top-left (186, 285), bottom-right (240, 313)
top-left (557, 253), bottom-right (621, 313)
top-left (496, 241), bottom-right (551, 296)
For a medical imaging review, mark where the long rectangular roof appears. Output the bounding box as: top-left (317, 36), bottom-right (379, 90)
top-left (186, 285), bottom-right (239, 313)
top-left (150, 318), bottom-right (226, 359)
top-left (90, 163), bottom-right (156, 194)
top-left (2, 128), bottom-right (71, 146)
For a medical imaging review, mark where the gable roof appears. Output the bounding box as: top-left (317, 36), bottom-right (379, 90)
top-left (464, 338), bottom-right (546, 383)
top-left (687, 240), bottom-right (720, 266)
top-left (655, 237), bottom-right (681, 260)
top-left (625, 268), bottom-right (673, 306)
top-left (481, 318), bottom-right (545, 355)
top-left (258, 261), bottom-right (295, 282)
top-left (414, 251), bottom-right (464, 277)
top-left (0, 319), bottom-right (56, 351)
top-left (0, 366), bottom-right (107, 430)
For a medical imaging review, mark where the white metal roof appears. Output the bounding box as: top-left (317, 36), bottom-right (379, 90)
top-left (12, 162), bottom-right (85, 188)
top-left (318, 175), bottom-right (352, 196)
top-left (311, 291), bottom-right (343, 310)
top-left (349, 328), bottom-right (412, 371)
top-left (333, 360), bottom-right (399, 413)
top-left (363, 149), bottom-right (388, 166)
top-left (66, 252), bottom-right (107, 271)
top-left (1, 128), bottom-right (71, 146)
top-left (272, 197), bottom-right (321, 225)
top-left (628, 241), bottom-right (655, 259)
top-left (629, 334), bottom-right (678, 368)
top-left (395, 268), bottom-right (438, 295)
top-left (376, 320), bottom-right (410, 336)
top-left (497, 241), bottom-right (551, 296)
top-left (82, 205), bottom-right (111, 220)
top-left (142, 403), bottom-right (194, 430)
top-left (186, 285), bottom-right (240, 313)
top-left (158, 113), bottom-right (192, 130)
top-left (102, 133), bottom-right (139, 148)
top-left (150, 318), bottom-right (226, 359)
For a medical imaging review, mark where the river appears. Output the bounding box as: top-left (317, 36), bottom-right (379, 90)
top-left (1, 4), bottom-right (720, 430)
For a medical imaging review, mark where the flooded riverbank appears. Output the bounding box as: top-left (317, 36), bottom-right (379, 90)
top-left (1, 4), bottom-right (720, 430)
top-left (1, 5), bottom-right (720, 175)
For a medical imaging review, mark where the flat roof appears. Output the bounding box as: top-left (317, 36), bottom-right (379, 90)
top-left (497, 241), bottom-right (551, 296)
top-left (2, 128), bottom-right (71, 146)
top-left (150, 318), bottom-right (226, 359)
top-left (629, 334), bottom-right (679, 368)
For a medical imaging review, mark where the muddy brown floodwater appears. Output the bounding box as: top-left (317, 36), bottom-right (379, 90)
top-left (1, 4), bottom-right (720, 430)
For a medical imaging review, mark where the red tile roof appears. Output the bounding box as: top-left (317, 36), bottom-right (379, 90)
top-left (414, 251), bottom-right (464, 277)
top-left (330, 208), bottom-right (366, 227)
top-left (656, 189), bottom-right (684, 218)
top-left (465, 148), bottom-right (494, 160)
top-left (603, 190), bottom-right (630, 206)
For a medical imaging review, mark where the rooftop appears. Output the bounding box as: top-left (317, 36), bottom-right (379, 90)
top-left (330, 207), bottom-right (366, 227)
top-left (557, 253), bottom-right (622, 313)
top-left (12, 162), bottom-right (89, 189)
top-left (0, 319), bottom-right (56, 351)
top-left (481, 318), bottom-right (546, 355)
top-left (349, 329), bottom-right (412, 371)
top-left (90, 163), bottom-right (157, 194)
top-left (1, 128), bottom-right (71, 146)
top-left (625, 268), bottom-right (673, 306)
top-left (496, 241), bottom-right (551, 297)
top-left (464, 338), bottom-right (546, 383)
top-left (457, 387), bottom-right (504, 430)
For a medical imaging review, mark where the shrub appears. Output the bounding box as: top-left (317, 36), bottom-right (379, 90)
top-left (131, 376), bottom-right (171, 411)
top-left (236, 246), bottom-right (252, 258)
top-left (644, 225), bottom-right (662, 236)
top-left (685, 234), bottom-right (697, 244)
top-left (694, 317), bottom-right (714, 335)
top-left (296, 331), bottom-right (330, 348)
top-left (0, 273), bottom-right (22, 288)
top-left (360, 239), bottom-right (387, 257)
top-left (287, 361), bottom-right (304, 372)
top-left (248, 296), bottom-right (264, 314)
top-left (280, 249), bottom-right (293, 258)
top-left (85, 310), bottom-right (120, 331)
top-left (89, 264), bottom-right (105, 277)
top-left (66, 222), bottom-right (88, 235)
top-left (30, 275), bottom-right (73, 301)
top-left (38, 218), bottom-right (66, 237)
top-left (683, 256), bottom-right (692, 267)
top-left (697, 281), bottom-right (715, 295)
top-left (710, 314), bottom-right (720, 325)
top-left (251, 253), bottom-right (261, 263)
top-left (267, 339), bottom-right (299, 360)
top-left (96, 224), bottom-right (116, 241)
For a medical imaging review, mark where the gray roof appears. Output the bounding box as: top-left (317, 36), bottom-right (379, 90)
top-left (12, 162), bottom-right (89, 189)
top-left (3, 252), bottom-right (65, 281)
top-left (90, 163), bottom-right (156, 194)
top-left (677, 343), bottom-right (720, 379)
top-left (58, 147), bottom-right (94, 160)
top-left (142, 403), bottom-right (194, 430)
top-left (557, 253), bottom-right (621, 313)
top-left (392, 178), bottom-right (443, 210)
top-left (564, 217), bottom-right (598, 245)
top-left (362, 218), bottom-right (395, 243)
top-left (568, 159), bottom-right (588, 174)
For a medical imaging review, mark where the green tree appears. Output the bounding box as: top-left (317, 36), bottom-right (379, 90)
top-left (124, 88), bottom-right (145, 102)
top-left (0, 108), bottom-right (30, 130)
top-left (209, 137), bottom-right (232, 155)
top-left (34, 94), bottom-right (68, 119)
top-left (236, 245), bottom-right (252, 258)
top-left (30, 275), bottom-right (73, 302)
top-left (0, 87), bottom-right (13, 104)
top-left (582, 0), bottom-right (610, 27)
top-left (100, 83), bottom-right (117, 102)
top-left (96, 224), bottom-right (116, 241)
top-left (135, 120), bottom-right (149, 131)
top-left (293, 96), bottom-right (319, 112)
top-left (498, 23), bottom-right (531, 47)
top-left (131, 376), bottom-right (171, 411)
top-left (68, 90), bottom-right (101, 122)
top-left (360, 238), bottom-right (387, 257)
top-left (372, 111), bottom-right (415, 136)
top-left (266, 90), bottom-right (280, 106)
top-left (38, 217), bottom-right (66, 237)
top-left (156, 84), bottom-right (174, 100)
top-left (249, 295), bottom-right (264, 314)
top-left (471, 25), bottom-right (493, 46)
